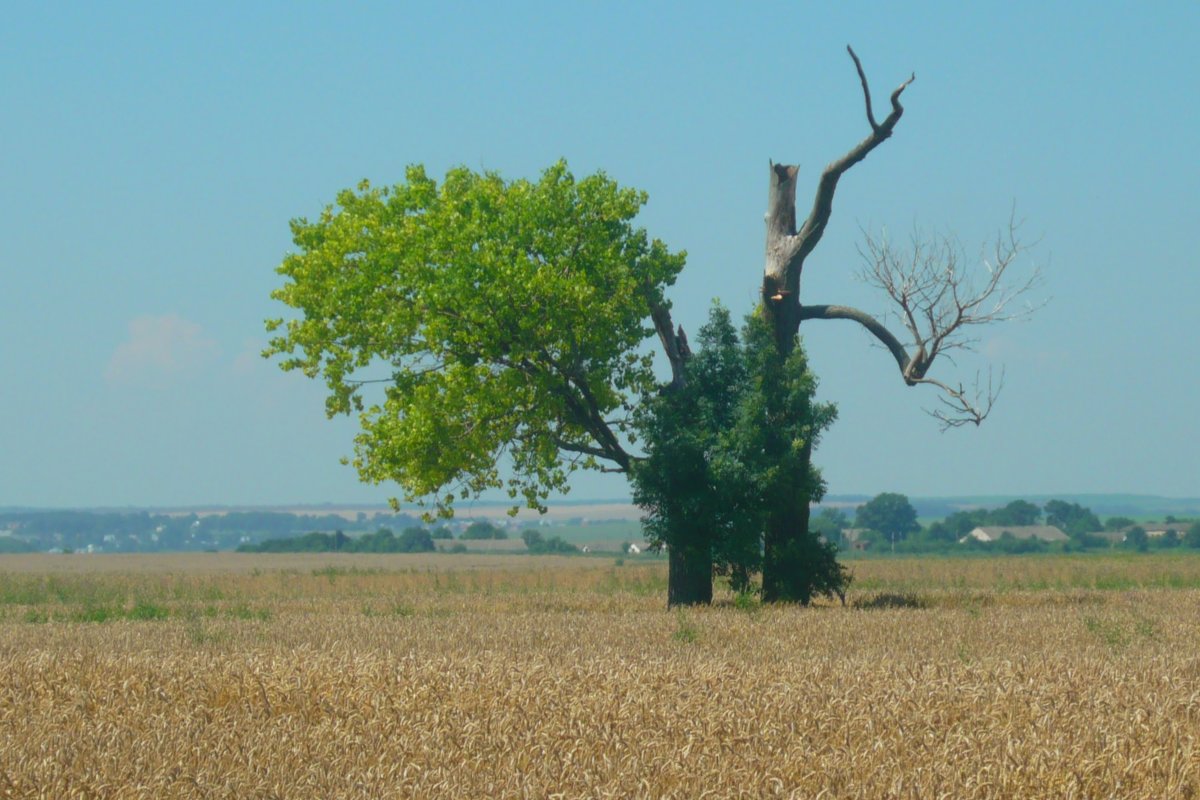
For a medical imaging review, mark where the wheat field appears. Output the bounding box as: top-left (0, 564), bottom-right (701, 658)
top-left (2, 553), bottom-right (1200, 798)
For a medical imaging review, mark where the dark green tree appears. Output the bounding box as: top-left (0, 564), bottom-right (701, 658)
top-left (521, 529), bottom-right (579, 554)
top-left (1123, 526), bottom-right (1150, 552)
top-left (992, 500), bottom-right (1042, 526)
top-left (1184, 522), bottom-right (1200, 549)
top-left (855, 493), bottom-right (920, 551)
top-left (811, 507), bottom-right (851, 542)
top-left (1044, 500), bottom-right (1102, 538)
top-left (397, 527), bottom-right (436, 552)
top-left (632, 306), bottom-right (841, 605)
top-left (461, 521), bottom-right (506, 540)
top-left (631, 305), bottom-right (756, 605)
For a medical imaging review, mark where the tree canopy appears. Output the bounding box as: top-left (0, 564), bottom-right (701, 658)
top-left (1044, 500), bottom-right (1102, 538)
top-left (631, 305), bottom-right (842, 603)
top-left (266, 162), bottom-right (685, 516)
top-left (855, 493), bottom-right (920, 542)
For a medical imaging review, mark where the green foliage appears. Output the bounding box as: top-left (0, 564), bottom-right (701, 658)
top-left (855, 493), bottom-right (920, 543)
top-left (991, 500), bottom-right (1042, 526)
top-left (632, 305), bottom-right (842, 603)
top-left (1044, 500), bottom-right (1102, 538)
top-left (265, 161), bottom-right (686, 517)
top-left (0, 537), bottom-right (35, 554)
top-left (632, 305), bottom-right (761, 586)
top-left (238, 527), bottom-right (434, 553)
top-left (1186, 522), bottom-right (1200, 549)
top-left (1153, 530), bottom-right (1181, 549)
top-left (1123, 526), bottom-right (1150, 552)
top-left (520, 529), bottom-right (579, 554)
top-left (811, 507), bottom-right (850, 541)
top-left (1104, 516), bottom-right (1137, 532)
top-left (461, 521), bottom-right (506, 540)
top-left (397, 527), bottom-right (437, 552)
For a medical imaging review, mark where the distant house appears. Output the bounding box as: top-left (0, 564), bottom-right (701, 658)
top-left (963, 525), bottom-right (1069, 544)
top-left (1141, 522), bottom-right (1191, 539)
top-left (839, 528), bottom-right (872, 551)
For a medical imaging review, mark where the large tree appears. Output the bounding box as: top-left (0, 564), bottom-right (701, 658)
top-left (752, 47), bottom-right (1037, 600)
top-left (266, 162), bottom-right (684, 517)
top-left (855, 492), bottom-right (920, 549)
top-left (267, 47), bottom-right (1038, 606)
top-left (631, 305), bottom-right (843, 605)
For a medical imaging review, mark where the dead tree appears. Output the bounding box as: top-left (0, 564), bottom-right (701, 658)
top-left (758, 47), bottom-right (1040, 601)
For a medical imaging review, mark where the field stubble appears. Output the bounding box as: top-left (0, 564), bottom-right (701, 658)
top-left (2, 553), bottom-right (1200, 798)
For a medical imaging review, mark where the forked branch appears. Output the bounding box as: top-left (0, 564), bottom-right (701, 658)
top-left (765, 48), bottom-right (915, 307)
top-left (800, 215), bottom-right (1042, 429)
top-left (793, 50), bottom-right (914, 265)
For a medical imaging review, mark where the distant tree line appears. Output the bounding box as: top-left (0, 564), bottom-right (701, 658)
top-left (814, 494), bottom-right (1200, 555)
top-left (234, 524), bottom-right (580, 556)
top-left (0, 509), bottom-right (421, 553)
top-left (237, 527), bottom-right (436, 554)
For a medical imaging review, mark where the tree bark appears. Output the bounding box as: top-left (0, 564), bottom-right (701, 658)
top-left (757, 51), bottom-right (912, 602)
top-left (667, 537), bottom-right (713, 607)
top-left (759, 441), bottom-right (813, 604)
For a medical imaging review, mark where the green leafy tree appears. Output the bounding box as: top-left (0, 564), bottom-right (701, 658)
top-left (991, 500), bottom-right (1042, 527)
top-left (1154, 530), bottom-right (1181, 549)
top-left (1123, 526), bottom-right (1150, 552)
top-left (855, 493), bottom-right (920, 550)
top-left (632, 306), bottom-right (841, 605)
top-left (266, 161), bottom-right (684, 518)
top-left (1104, 516), bottom-right (1137, 532)
top-left (521, 529), bottom-right (578, 554)
top-left (811, 507), bottom-right (850, 542)
top-left (1185, 522), bottom-right (1200, 549)
top-left (1044, 500), bottom-right (1102, 538)
top-left (461, 521), bottom-right (505, 540)
top-left (733, 315), bottom-right (841, 603)
top-left (396, 527), bottom-right (436, 553)
top-left (267, 50), bottom-right (1037, 606)
top-left (631, 305), bottom-right (759, 604)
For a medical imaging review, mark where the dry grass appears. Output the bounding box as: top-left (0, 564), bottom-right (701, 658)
top-left (2, 553), bottom-right (1200, 798)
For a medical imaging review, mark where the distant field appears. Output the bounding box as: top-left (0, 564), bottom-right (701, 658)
top-left (3, 553), bottom-right (1200, 797)
top-left (159, 501), bottom-right (646, 523)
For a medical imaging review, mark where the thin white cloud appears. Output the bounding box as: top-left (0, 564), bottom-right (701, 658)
top-left (105, 314), bottom-right (219, 385)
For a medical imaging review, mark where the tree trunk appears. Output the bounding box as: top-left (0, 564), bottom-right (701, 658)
top-left (760, 163), bottom-right (819, 604)
top-left (760, 460), bottom-right (815, 604)
top-left (755, 53), bottom-right (911, 603)
top-left (667, 539), bottom-right (713, 607)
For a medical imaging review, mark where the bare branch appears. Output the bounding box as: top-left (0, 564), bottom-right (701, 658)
top-left (765, 50), bottom-right (915, 309)
top-left (844, 214), bottom-right (1042, 427)
top-left (553, 437), bottom-right (614, 462)
top-left (648, 296), bottom-right (691, 389)
top-left (801, 215), bottom-right (1039, 427)
top-left (913, 369), bottom-right (1003, 431)
top-left (797, 304), bottom-right (909, 373)
top-left (846, 45), bottom-right (878, 131)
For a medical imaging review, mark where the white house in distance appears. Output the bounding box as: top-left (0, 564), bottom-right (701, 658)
top-left (962, 525), bottom-right (1069, 544)
top-left (1141, 522), bottom-right (1191, 539)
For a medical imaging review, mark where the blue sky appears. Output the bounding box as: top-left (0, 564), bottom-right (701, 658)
top-left (2, 2), bottom-right (1197, 508)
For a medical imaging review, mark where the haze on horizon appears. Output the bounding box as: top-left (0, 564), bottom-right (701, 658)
top-left (2, 3), bottom-right (1197, 509)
